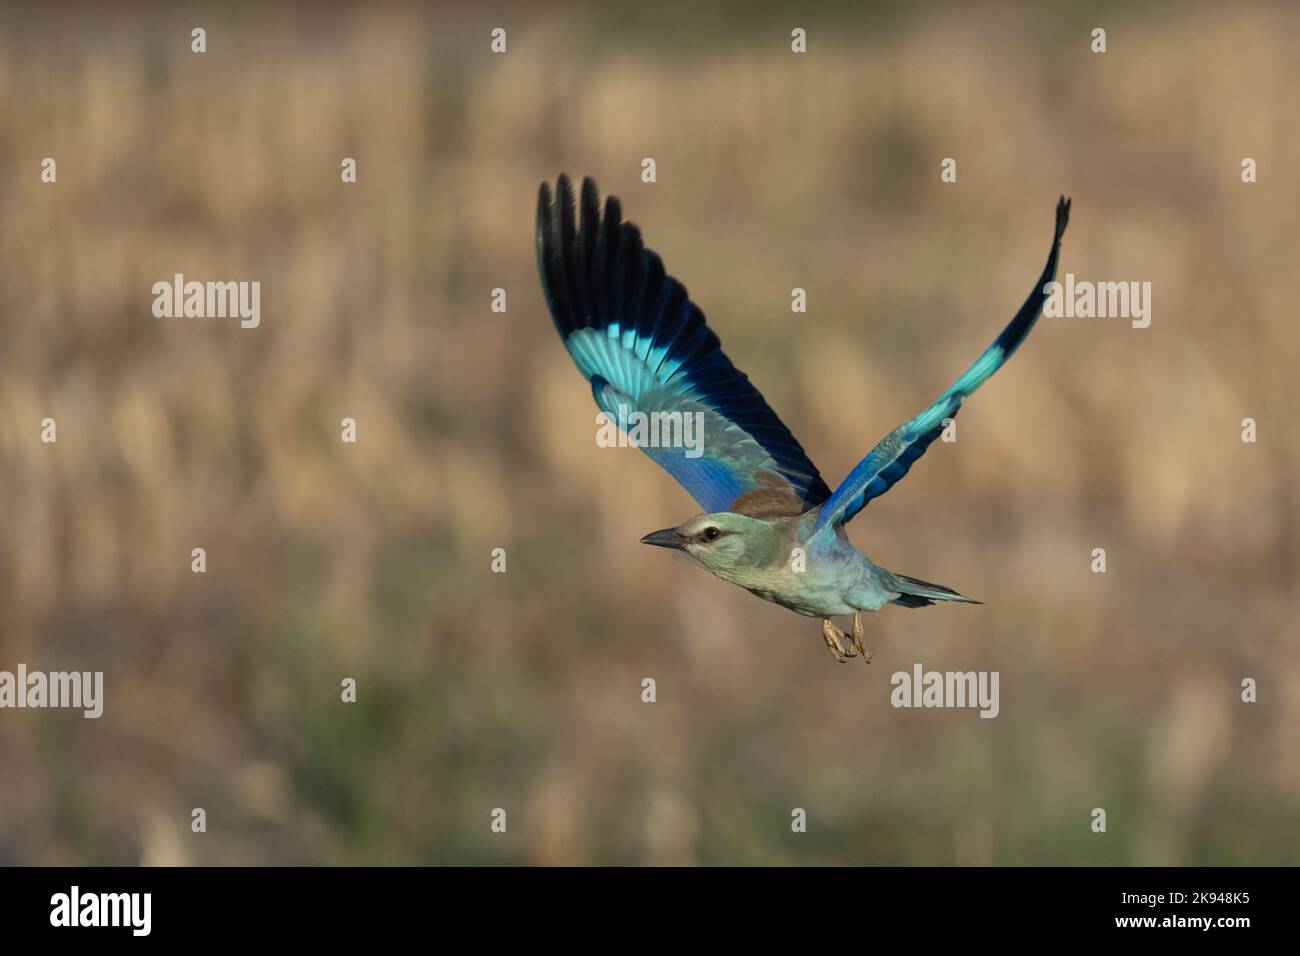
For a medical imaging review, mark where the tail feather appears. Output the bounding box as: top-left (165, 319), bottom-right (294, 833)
top-left (888, 572), bottom-right (982, 609)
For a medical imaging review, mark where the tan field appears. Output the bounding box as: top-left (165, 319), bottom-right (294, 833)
top-left (0, 1), bottom-right (1297, 865)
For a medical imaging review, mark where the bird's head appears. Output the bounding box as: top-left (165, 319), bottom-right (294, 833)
top-left (639, 512), bottom-right (782, 582)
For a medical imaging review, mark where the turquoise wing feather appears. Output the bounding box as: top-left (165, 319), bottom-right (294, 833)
top-left (816, 196), bottom-right (1070, 531)
top-left (537, 175), bottom-right (832, 514)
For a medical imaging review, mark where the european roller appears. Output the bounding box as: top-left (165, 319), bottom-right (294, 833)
top-left (537, 175), bottom-right (1070, 663)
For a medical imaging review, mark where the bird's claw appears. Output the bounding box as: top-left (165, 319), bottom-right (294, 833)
top-left (851, 613), bottom-right (872, 664)
top-left (821, 618), bottom-right (856, 663)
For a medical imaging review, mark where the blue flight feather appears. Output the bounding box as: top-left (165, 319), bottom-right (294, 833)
top-left (537, 175), bottom-right (832, 514)
top-left (816, 196), bottom-right (1071, 531)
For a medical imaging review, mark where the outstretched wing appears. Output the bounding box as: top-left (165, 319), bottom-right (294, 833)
top-left (816, 196), bottom-right (1071, 531)
top-left (537, 174), bottom-right (832, 515)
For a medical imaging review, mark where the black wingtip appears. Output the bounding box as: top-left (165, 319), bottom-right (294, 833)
top-left (556, 174), bottom-right (576, 221)
top-left (538, 174), bottom-right (582, 335)
top-left (1055, 195), bottom-right (1071, 239)
top-left (536, 180), bottom-right (552, 284)
top-left (536, 181), bottom-right (552, 239)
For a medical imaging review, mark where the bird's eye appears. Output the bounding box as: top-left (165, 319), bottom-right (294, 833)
top-left (702, 527), bottom-right (721, 541)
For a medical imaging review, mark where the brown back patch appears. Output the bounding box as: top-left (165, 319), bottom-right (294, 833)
top-left (730, 471), bottom-right (807, 517)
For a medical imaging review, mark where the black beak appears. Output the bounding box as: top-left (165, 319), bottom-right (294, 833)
top-left (640, 527), bottom-right (688, 551)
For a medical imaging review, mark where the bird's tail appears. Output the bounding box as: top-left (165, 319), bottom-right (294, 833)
top-left (886, 572), bottom-right (983, 609)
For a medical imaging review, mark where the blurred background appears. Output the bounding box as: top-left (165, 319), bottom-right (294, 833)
top-left (1, 0), bottom-right (1297, 865)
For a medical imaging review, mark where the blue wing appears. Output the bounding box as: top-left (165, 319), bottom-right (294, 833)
top-left (816, 196), bottom-right (1071, 531)
top-left (537, 175), bottom-right (832, 515)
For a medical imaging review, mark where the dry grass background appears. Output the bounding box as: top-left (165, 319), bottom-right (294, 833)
top-left (0, 0), bottom-right (1297, 865)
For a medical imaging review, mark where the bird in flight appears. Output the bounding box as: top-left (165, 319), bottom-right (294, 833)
top-left (536, 175), bottom-right (1069, 663)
